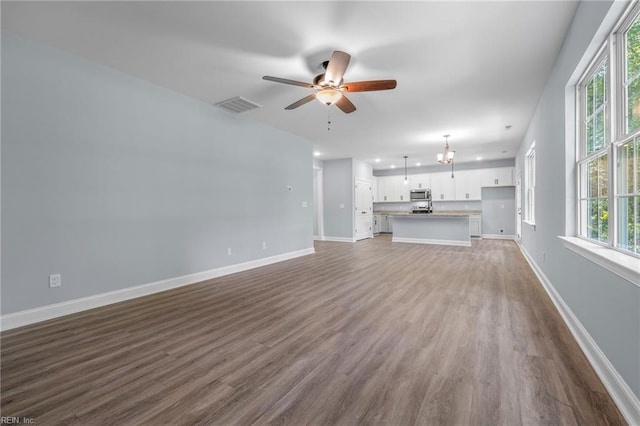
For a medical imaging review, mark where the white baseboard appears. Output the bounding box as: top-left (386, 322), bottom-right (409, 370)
top-left (517, 242), bottom-right (640, 425)
top-left (1, 247), bottom-right (315, 332)
top-left (392, 237), bottom-right (471, 247)
top-left (319, 236), bottom-right (356, 243)
top-left (482, 233), bottom-right (516, 240)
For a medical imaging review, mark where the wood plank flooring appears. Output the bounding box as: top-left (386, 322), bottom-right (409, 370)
top-left (0, 236), bottom-right (626, 425)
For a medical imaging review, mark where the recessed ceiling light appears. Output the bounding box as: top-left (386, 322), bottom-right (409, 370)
top-left (375, 158), bottom-right (381, 163)
top-left (313, 151), bottom-right (321, 156)
top-left (390, 165), bottom-right (396, 169)
top-left (502, 150), bottom-right (507, 154)
top-left (416, 162), bottom-right (421, 166)
top-left (476, 156), bottom-right (483, 161)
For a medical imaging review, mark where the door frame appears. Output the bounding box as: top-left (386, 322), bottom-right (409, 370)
top-left (354, 177), bottom-right (373, 240)
top-left (313, 167), bottom-right (324, 240)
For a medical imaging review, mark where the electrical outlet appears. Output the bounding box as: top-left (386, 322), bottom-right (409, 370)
top-left (262, 241), bottom-right (267, 250)
top-left (227, 248), bottom-right (232, 256)
top-left (287, 186), bottom-right (292, 192)
top-left (49, 274), bottom-right (61, 288)
top-left (302, 201), bottom-right (308, 208)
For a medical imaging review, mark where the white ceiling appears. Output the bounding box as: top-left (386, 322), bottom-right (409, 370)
top-left (2, 1), bottom-right (579, 170)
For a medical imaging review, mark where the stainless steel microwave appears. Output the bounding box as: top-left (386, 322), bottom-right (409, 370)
top-left (410, 189), bottom-right (431, 201)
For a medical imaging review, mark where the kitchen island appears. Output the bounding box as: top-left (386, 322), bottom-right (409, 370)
top-left (376, 211), bottom-right (480, 247)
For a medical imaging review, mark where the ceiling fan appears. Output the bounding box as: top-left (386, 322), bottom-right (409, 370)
top-left (263, 50), bottom-right (397, 114)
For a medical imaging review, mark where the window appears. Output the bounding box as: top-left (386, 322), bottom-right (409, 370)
top-left (524, 142), bottom-right (535, 224)
top-left (616, 137), bottom-right (640, 253)
top-left (577, 4), bottom-right (640, 257)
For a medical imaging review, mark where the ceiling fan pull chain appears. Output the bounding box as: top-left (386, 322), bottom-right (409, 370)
top-left (327, 110), bottom-right (331, 131)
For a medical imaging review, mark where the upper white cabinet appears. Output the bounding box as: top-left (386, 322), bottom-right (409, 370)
top-left (394, 176), bottom-right (410, 202)
top-left (481, 167), bottom-right (514, 187)
top-left (377, 176), bottom-right (393, 202)
top-left (372, 176), bottom-right (378, 202)
top-left (374, 166), bottom-right (514, 202)
top-left (431, 172), bottom-right (455, 201)
top-left (377, 175), bottom-right (410, 202)
top-left (409, 173), bottom-right (430, 190)
top-left (455, 169), bottom-right (482, 200)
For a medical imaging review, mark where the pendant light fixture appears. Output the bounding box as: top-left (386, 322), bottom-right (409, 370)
top-left (437, 135), bottom-right (455, 178)
top-left (403, 155), bottom-right (408, 185)
top-left (437, 134), bottom-right (455, 164)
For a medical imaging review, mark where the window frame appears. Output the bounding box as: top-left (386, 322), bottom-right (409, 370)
top-left (524, 142), bottom-right (536, 225)
top-left (576, 2), bottom-right (640, 259)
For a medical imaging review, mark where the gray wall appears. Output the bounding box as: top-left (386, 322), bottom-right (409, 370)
top-left (481, 187), bottom-right (516, 236)
top-left (1, 34), bottom-right (314, 314)
top-left (516, 0), bottom-right (639, 400)
top-left (322, 159), bottom-right (353, 239)
top-left (353, 159), bottom-right (372, 181)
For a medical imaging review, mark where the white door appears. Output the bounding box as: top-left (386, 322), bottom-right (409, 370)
top-left (355, 178), bottom-right (373, 240)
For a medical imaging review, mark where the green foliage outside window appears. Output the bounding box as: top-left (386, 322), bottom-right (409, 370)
top-left (585, 62), bottom-right (607, 155)
top-left (586, 155), bottom-right (609, 242)
top-left (617, 139), bottom-right (640, 254)
top-left (627, 18), bottom-right (640, 132)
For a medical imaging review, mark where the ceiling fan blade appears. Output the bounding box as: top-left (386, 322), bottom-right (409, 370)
top-left (263, 76), bottom-right (315, 89)
top-left (335, 95), bottom-right (356, 114)
top-left (324, 51), bottom-right (351, 86)
top-left (285, 93), bottom-right (317, 110)
top-left (340, 80), bottom-right (397, 92)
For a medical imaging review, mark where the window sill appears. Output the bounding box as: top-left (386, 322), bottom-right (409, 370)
top-left (558, 237), bottom-right (640, 287)
top-left (523, 220), bottom-right (536, 230)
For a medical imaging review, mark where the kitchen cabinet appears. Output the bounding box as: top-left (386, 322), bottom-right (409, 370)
top-left (376, 176), bottom-right (393, 202)
top-left (372, 177), bottom-right (378, 202)
top-left (431, 172), bottom-right (455, 201)
top-left (379, 215), bottom-right (393, 233)
top-left (374, 166), bottom-right (514, 202)
top-left (376, 175), bottom-right (410, 202)
top-left (409, 173), bottom-right (430, 190)
top-left (373, 215), bottom-right (381, 234)
top-left (455, 169), bottom-right (482, 200)
top-left (482, 167), bottom-right (514, 187)
top-left (469, 214), bottom-right (482, 237)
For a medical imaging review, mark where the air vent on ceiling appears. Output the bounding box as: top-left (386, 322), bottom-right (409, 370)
top-left (215, 96), bottom-right (262, 113)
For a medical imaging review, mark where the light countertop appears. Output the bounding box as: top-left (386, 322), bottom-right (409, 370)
top-left (374, 210), bottom-right (481, 217)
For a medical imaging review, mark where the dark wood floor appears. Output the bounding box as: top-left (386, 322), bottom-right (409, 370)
top-left (1, 236), bottom-right (626, 425)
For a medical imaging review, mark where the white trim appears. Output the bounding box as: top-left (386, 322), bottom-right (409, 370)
top-left (559, 236), bottom-right (640, 287)
top-left (313, 167), bottom-right (324, 241)
top-left (0, 247), bottom-right (315, 331)
top-left (517, 241), bottom-right (640, 425)
top-left (391, 237), bottom-right (471, 247)
top-left (482, 234), bottom-right (517, 240)
top-left (319, 236), bottom-right (356, 243)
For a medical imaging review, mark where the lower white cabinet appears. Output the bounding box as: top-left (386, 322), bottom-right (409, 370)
top-left (469, 215), bottom-right (482, 237)
top-left (373, 215), bottom-right (381, 234)
top-left (379, 215), bottom-right (393, 233)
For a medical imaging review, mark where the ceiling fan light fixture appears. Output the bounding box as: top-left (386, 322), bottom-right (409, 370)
top-left (316, 89), bottom-right (343, 106)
